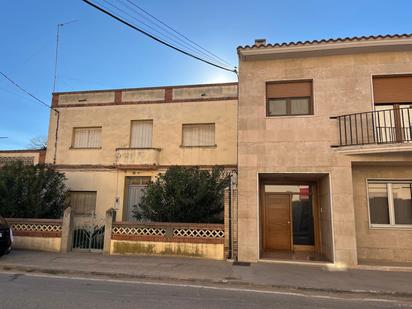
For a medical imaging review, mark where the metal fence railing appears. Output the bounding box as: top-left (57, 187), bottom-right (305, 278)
top-left (332, 107), bottom-right (412, 147)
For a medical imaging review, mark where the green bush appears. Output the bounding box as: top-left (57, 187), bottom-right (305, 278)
top-left (134, 166), bottom-right (230, 223)
top-left (0, 161), bottom-right (68, 218)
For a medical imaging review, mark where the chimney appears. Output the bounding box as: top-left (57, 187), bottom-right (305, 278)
top-left (254, 39), bottom-right (266, 47)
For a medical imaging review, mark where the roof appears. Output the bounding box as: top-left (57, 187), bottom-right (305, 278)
top-left (237, 33), bottom-right (412, 50)
top-left (0, 149), bottom-right (46, 153)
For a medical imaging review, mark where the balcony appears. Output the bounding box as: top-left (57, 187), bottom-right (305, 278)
top-left (115, 148), bottom-right (161, 167)
top-left (332, 107), bottom-right (412, 150)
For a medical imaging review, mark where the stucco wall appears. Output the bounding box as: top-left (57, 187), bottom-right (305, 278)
top-left (352, 165), bottom-right (412, 263)
top-left (46, 100), bottom-right (237, 167)
top-left (237, 50), bottom-right (412, 265)
top-left (110, 240), bottom-right (224, 260)
top-left (12, 236), bottom-right (61, 252)
top-left (62, 169), bottom-right (162, 219)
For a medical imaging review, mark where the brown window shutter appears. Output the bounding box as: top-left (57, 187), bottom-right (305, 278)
top-left (373, 76), bottom-right (412, 104)
top-left (266, 80), bottom-right (312, 98)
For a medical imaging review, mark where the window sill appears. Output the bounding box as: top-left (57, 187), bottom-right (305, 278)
top-left (116, 147), bottom-right (161, 151)
top-left (265, 114), bottom-right (315, 119)
top-left (180, 145), bottom-right (217, 148)
top-left (69, 147), bottom-right (102, 150)
top-left (369, 224), bottom-right (412, 231)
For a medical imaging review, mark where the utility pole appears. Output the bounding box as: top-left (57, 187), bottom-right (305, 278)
top-left (53, 20), bottom-right (78, 92)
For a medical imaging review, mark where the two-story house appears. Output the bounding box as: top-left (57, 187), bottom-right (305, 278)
top-left (45, 83), bottom-right (238, 221)
top-left (236, 34), bottom-right (412, 266)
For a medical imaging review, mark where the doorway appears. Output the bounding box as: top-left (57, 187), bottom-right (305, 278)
top-left (124, 176), bottom-right (151, 221)
top-left (260, 181), bottom-right (324, 261)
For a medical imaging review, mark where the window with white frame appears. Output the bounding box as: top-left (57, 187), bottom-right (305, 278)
top-left (72, 127), bottom-right (101, 148)
top-left (182, 123), bottom-right (215, 147)
top-left (367, 181), bottom-right (412, 227)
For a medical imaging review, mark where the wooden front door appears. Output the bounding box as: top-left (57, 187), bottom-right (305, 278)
top-left (263, 193), bottom-right (292, 251)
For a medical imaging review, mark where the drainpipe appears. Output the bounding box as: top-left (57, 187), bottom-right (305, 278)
top-left (53, 109), bottom-right (60, 165)
top-left (230, 68), bottom-right (240, 262)
top-left (228, 173), bottom-right (233, 259)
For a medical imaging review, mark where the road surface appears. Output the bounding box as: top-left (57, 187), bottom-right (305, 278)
top-left (0, 272), bottom-right (410, 308)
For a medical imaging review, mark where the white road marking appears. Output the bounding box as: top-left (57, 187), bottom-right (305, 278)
top-left (0, 270), bottom-right (410, 306)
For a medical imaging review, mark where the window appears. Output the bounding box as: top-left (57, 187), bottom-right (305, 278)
top-left (130, 120), bottom-right (153, 148)
top-left (72, 127), bottom-right (101, 148)
top-left (368, 181), bottom-right (412, 227)
top-left (266, 80), bottom-right (313, 117)
top-left (70, 191), bottom-right (97, 215)
top-left (182, 123), bottom-right (215, 147)
top-left (373, 75), bottom-right (412, 105)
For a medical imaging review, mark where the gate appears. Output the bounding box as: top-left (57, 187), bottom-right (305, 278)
top-left (72, 211), bottom-right (105, 252)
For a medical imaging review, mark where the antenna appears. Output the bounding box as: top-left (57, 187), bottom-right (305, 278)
top-left (53, 20), bottom-right (78, 92)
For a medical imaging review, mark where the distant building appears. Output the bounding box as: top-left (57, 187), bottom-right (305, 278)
top-left (0, 149), bottom-right (46, 167)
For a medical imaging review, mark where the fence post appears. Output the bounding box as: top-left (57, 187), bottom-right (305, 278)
top-left (103, 208), bottom-right (116, 255)
top-left (60, 207), bottom-right (73, 253)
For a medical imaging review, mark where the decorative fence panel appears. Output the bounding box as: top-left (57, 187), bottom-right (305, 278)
top-left (6, 218), bottom-right (63, 252)
top-left (7, 218), bottom-right (63, 238)
top-left (112, 222), bottom-right (224, 244)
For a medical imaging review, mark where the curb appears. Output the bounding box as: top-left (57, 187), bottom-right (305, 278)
top-left (1, 264), bottom-right (412, 299)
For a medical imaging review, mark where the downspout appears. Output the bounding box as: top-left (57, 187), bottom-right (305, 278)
top-left (53, 108), bottom-right (60, 165)
top-left (228, 173), bottom-right (233, 259)
top-left (233, 67), bottom-right (239, 262)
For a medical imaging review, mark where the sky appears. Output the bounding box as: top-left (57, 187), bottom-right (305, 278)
top-left (0, 0), bottom-right (412, 150)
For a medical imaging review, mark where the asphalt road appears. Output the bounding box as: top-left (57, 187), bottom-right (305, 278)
top-left (0, 272), bottom-right (410, 309)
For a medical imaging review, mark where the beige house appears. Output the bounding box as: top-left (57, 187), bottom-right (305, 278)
top-left (45, 83), bottom-right (237, 220)
top-left (236, 34), bottom-right (412, 266)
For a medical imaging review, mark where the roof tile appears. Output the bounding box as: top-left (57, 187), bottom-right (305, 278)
top-left (237, 33), bottom-right (412, 50)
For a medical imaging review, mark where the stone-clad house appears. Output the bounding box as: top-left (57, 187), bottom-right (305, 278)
top-left (236, 34), bottom-right (412, 266)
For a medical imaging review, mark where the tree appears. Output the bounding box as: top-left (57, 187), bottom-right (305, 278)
top-left (0, 161), bottom-right (68, 218)
top-left (134, 166), bottom-right (231, 223)
top-left (27, 136), bottom-right (47, 149)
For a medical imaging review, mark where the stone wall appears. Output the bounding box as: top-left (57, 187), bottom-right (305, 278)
top-left (352, 165), bottom-right (412, 263)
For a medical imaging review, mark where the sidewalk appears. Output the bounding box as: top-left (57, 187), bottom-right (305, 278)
top-left (1, 250), bottom-right (412, 297)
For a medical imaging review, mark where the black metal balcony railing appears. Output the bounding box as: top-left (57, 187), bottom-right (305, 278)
top-left (332, 107), bottom-right (412, 147)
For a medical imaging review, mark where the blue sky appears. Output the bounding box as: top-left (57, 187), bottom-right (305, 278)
top-left (1, 0), bottom-right (411, 149)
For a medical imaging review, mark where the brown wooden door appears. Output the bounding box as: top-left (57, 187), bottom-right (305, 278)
top-left (263, 193), bottom-right (292, 251)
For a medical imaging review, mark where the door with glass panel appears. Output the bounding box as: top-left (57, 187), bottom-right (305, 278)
top-left (125, 177), bottom-right (151, 221)
top-left (373, 105), bottom-right (412, 144)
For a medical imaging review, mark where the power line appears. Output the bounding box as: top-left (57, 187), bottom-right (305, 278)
top-left (124, 0), bottom-right (234, 68)
top-left (82, 0), bottom-right (237, 73)
top-left (101, 0), bottom-right (230, 68)
top-left (115, 0), bottom-right (232, 68)
top-left (0, 71), bottom-right (56, 112)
